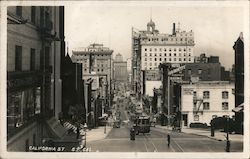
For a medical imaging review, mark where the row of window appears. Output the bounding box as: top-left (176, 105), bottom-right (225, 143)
top-left (144, 53), bottom-right (192, 57)
top-left (15, 6), bottom-right (50, 26)
top-left (143, 57), bottom-right (192, 64)
top-left (83, 64), bottom-right (109, 67)
top-left (193, 91), bottom-right (229, 99)
top-left (144, 48), bottom-right (192, 52)
top-left (14, 45), bottom-right (37, 71)
top-left (194, 102), bottom-right (229, 110)
top-left (143, 37), bottom-right (192, 42)
top-left (75, 54), bottom-right (110, 57)
top-left (84, 68), bottom-right (105, 72)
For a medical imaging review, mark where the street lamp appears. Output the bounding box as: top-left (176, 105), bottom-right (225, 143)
top-left (83, 123), bottom-right (88, 148)
top-left (104, 116), bottom-right (107, 134)
top-left (225, 116), bottom-right (230, 152)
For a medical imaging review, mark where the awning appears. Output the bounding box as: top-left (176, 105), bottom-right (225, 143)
top-left (46, 117), bottom-right (67, 139)
top-left (232, 103), bottom-right (244, 113)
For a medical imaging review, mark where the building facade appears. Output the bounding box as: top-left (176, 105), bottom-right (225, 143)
top-left (113, 53), bottom-right (128, 82)
top-left (7, 6), bottom-right (65, 151)
top-left (72, 43), bottom-right (113, 93)
top-left (181, 81), bottom-right (235, 127)
top-left (233, 32), bottom-right (244, 134)
top-left (132, 20), bottom-right (195, 99)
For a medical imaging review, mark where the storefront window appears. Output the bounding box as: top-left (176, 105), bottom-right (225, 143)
top-left (7, 87), bottom-right (41, 137)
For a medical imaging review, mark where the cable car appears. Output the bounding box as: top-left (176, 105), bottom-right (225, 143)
top-left (133, 115), bottom-right (150, 134)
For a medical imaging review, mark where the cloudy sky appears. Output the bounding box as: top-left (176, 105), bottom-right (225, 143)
top-left (65, 2), bottom-right (247, 69)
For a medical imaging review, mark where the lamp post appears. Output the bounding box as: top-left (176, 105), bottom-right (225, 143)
top-left (226, 116), bottom-right (230, 152)
top-left (83, 123), bottom-right (87, 148)
top-left (104, 116), bottom-right (107, 134)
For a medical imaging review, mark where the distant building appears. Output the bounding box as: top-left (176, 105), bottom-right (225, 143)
top-left (113, 53), bottom-right (128, 82)
top-left (132, 20), bottom-right (195, 99)
top-left (181, 81), bottom-right (235, 127)
top-left (72, 44), bottom-right (113, 127)
top-left (115, 53), bottom-right (123, 61)
top-left (233, 32), bottom-right (244, 134)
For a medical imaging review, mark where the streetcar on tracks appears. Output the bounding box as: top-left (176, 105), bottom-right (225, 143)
top-left (133, 115), bottom-right (150, 134)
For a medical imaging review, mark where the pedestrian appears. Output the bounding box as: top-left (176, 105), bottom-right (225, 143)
top-left (167, 134), bottom-right (170, 148)
top-left (76, 126), bottom-right (80, 139)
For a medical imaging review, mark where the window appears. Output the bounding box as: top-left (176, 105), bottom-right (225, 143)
top-left (184, 49), bottom-right (186, 51)
top-left (149, 63), bottom-right (152, 66)
top-left (31, 6), bottom-right (36, 24)
top-left (154, 63), bottom-right (157, 66)
top-left (145, 48), bottom-right (147, 51)
top-left (164, 53), bottom-right (167, 56)
top-left (222, 102), bottom-right (229, 110)
top-left (15, 45), bottom-right (22, 71)
top-left (169, 53), bottom-right (171, 56)
top-left (174, 53), bottom-right (176, 56)
top-left (145, 58), bottom-right (147, 61)
top-left (169, 49), bottom-right (172, 52)
top-left (164, 49), bottom-right (167, 51)
top-left (164, 58), bottom-right (166, 61)
top-left (198, 69), bottom-right (202, 74)
top-left (159, 58), bottom-right (162, 61)
top-left (174, 58), bottom-right (176, 61)
top-left (179, 58), bottom-right (181, 61)
top-left (159, 53), bottom-right (162, 56)
top-left (155, 58), bottom-right (157, 61)
top-left (7, 87), bottom-right (40, 137)
top-left (174, 48), bottom-right (176, 51)
top-left (16, 6), bottom-right (22, 16)
top-left (184, 58), bottom-right (186, 61)
top-left (30, 48), bottom-right (36, 71)
top-left (203, 102), bottom-right (210, 110)
top-left (149, 48), bottom-right (152, 51)
top-left (150, 58), bottom-right (152, 61)
top-left (179, 48), bottom-right (182, 51)
top-left (145, 53), bottom-right (147, 56)
top-left (155, 48), bottom-right (157, 51)
top-left (194, 115), bottom-right (199, 121)
top-left (222, 91), bottom-right (229, 99)
top-left (149, 53), bottom-right (152, 56)
top-left (169, 58), bottom-right (171, 61)
top-left (203, 91), bottom-right (210, 99)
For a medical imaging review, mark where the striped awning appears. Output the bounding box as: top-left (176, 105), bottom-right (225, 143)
top-left (232, 103), bottom-right (244, 112)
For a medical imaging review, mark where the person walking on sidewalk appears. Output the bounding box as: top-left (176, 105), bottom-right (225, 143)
top-left (76, 126), bottom-right (80, 139)
top-left (167, 134), bottom-right (171, 148)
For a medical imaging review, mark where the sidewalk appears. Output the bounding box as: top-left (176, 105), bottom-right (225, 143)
top-left (156, 125), bottom-right (243, 142)
top-left (84, 126), bottom-right (112, 142)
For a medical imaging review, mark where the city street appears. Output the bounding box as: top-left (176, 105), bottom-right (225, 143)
top-left (87, 96), bottom-right (243, 152)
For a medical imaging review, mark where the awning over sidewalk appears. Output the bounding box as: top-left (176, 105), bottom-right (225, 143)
top-left (232, 103), bottom-right (244, 113)
top-left (46, 117), bottom-right (67, 139)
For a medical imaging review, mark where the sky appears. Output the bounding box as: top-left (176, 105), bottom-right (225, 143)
top-left (65, 2), bottom-right (247, 70)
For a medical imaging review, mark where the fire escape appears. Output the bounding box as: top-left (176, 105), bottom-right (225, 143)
top-left (193, 95), bottom-right (203, 115)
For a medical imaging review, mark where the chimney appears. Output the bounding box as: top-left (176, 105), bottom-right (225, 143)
top-left (172, 23), bottom-right (176, 35)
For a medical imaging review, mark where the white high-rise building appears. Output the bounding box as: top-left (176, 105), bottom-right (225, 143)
top-left (140, 20), bottom-right (195, 71)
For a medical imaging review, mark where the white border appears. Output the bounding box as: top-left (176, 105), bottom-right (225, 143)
top-left (0, 1), bottom-right (249, 159)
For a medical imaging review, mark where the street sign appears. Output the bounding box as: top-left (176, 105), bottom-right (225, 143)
top-left (168, 65), bottom-right (186, 75)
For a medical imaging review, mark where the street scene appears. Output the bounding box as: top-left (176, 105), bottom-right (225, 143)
top-left (4, 1), bottom-right (247, 157)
